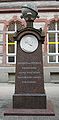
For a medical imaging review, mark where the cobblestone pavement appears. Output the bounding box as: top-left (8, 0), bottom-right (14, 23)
top-left (0, 83), bottom-right (59, 120)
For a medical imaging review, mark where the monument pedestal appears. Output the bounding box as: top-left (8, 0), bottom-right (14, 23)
top-left (4, 100), bottom-right (55, 116)
top-left (13, 93), bottom-right (46, 109)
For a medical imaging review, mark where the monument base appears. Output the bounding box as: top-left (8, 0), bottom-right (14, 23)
top-left (13, 93), bottom-right (46, 109)
top-left (4, 100), bottom-right (55, 116)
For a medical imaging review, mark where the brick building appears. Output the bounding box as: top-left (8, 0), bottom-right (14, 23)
top-left (0, 1), bottom-right (59, 83)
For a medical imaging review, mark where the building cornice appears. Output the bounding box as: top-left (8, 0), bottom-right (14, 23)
top-left (0, 1), bottom-right (59, 9)
top-left (0, 1), bottom-right (59, 13)
top-left (0, 8), bottom-right (59, 13)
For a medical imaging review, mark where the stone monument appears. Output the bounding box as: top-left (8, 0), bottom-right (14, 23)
top-left (13, 5), bottom-right (46, 109)
top-left (4, 5), bottom-right (55, 116)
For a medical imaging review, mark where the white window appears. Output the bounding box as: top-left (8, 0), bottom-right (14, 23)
top-left (6, 22), bottom-right (23, 64)
top-left (47, 21), bottom-right (59, 63)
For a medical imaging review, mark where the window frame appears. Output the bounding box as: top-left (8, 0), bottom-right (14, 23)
top-left (6, 23), bottom-right (17, 64)
top-left (47, 22), bottom-right (59, 63)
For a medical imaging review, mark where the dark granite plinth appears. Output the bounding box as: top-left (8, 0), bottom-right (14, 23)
top-left (13, 93), bottom-right (46, 109)
top-left (4, 100), bottom-right (55, 116)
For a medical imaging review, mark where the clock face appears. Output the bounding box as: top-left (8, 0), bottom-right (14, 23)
top-left (20, 34), bottom-right (38, 53)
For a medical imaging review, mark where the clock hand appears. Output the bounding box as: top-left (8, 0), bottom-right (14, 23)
top-left (28, 43), bottom-right (32, 46)
top-left (25, 41), bottom-right (32, 46)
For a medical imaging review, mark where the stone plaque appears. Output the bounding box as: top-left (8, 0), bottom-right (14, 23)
top-left (13, 27), bottom-right (46, 109)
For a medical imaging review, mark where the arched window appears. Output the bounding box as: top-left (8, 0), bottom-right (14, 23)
top-left (6, 21), bottom-right (24, 64)
top-left (47, 21), bottom-right (59, 63)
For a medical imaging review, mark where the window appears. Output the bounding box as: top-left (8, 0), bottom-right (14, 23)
top-left (47, 21), bottom-right (59, 63)
top-left (6, 22), bottom-right (23, 64)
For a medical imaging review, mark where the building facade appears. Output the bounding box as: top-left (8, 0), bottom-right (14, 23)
top-left (0, 1), bottom-right (59, 83)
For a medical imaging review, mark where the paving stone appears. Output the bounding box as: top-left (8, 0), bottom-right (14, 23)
top-left (18, 116), bottom-right (52, 120)
top-left (28, 116), bottom-right (34, 120)
top-left (32, 116), bottom-right (39, 120)
top-left (0, 116), bottom-right (3, 120)
top-left (37, 116), bottom-right (50, 120)
top-left (20, 116), bottom-right (28, 120)
top-left (49, 116), bottom-right (59, 120)
top-left (3, 116), bottom-right (18, 120)
top-left (17, 116), bottom-right (23, 120)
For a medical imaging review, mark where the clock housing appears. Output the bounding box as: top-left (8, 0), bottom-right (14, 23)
top-left (20, 34), bottom-right (38, 53)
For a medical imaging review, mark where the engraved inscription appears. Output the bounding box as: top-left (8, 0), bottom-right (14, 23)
top-left (17, 64), bottom-right (41, 82)
top-left (22, 67), bottom-right (36, 69)
top-left (22, 81), bottom-right (36, 83)
top-left (19, 72), bottom-right (26, 74)
top-left (17, 76), bottom-right (41, 79)
top-left (19, 72), bottom-right (40, 74)
top-left (17, 61), bottom-right (42, 85)
top-left (18, 62), bottom-right (41, 65)
top-left (18, 76), bottom-right (32, 79)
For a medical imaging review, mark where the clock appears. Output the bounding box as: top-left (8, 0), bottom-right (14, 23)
top-left (20, 34), bottom-right (38, 53)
